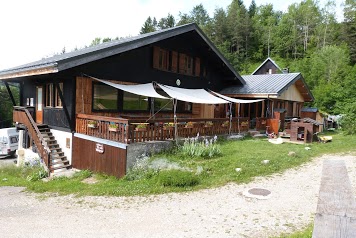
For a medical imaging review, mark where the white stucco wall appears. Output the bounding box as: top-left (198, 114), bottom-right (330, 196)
top-left (50, 129), bottom-right (73, 164)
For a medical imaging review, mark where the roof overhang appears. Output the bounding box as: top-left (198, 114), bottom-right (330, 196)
top-left (0, 64), bottom-right (58, 80)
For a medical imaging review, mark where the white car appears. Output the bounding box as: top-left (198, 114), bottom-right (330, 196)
top-left (0, 127), bottom-right (19, 157)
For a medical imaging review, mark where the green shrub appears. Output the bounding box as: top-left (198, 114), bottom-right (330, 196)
top-left (179, 136), bottom-right (221, 159)
top-left (158, 170), bottom-right (200, 187)
top-left (125, 156), bottom-right (159, 181)
top-left (26, 167), bottom-right (48, 181)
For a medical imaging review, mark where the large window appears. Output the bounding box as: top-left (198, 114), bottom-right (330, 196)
top-left (45, 84), bottom-right (53, 107)
top-left (93, 83), bottom-right (118, 111)
top-left (123, 92), bottom-right (148, 111)
top-left (55, 83), bottom-right (63, 107)
top-left (45, 83), bottom-right (64, 108)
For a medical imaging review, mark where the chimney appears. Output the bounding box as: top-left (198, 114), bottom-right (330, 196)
top-left (282, 68), bottom-right (289, 74)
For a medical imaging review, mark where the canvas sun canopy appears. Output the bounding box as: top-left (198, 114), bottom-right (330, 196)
top-left (157, 83), bottom-right (229, 104)
top-left (209, 90), bottom-right (264, 104)
top-left (88, 76), bottom-right (168, 99)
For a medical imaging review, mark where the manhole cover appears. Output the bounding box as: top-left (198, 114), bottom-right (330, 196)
top-left (248, 188), bottom-right (271, 196)
top-left (243, 188), bottom-right (272, 200)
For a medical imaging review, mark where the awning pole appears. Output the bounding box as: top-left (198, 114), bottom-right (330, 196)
top-left (173, 98), bottom-right (178, 145)
top-left (229, 103), bottom-right (232, 135)
top-left (238, 103), bottom-right (241, 134)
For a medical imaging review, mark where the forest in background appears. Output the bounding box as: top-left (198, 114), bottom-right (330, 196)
top-left (138, 0), bottom-right (356, 132)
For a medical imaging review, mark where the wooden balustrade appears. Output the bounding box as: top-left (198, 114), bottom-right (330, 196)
top-left (75, 114), bottom-right (251, 144)
top-left (13, 106), bottom-right (50, 172)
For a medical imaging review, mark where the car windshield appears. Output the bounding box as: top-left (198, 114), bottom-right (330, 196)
top-left (0, 136), bottom-right (8, 144)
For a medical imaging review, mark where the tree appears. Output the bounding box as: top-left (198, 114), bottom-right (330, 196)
top-left (190, 4), bottom-right (210, 27)
top-left (248, 0), bottom-right (257, 18)
top-left (158, 13), bottom-right (175, 30)
top-left (343, 0), bottom-right (356, 64)
top-left (251, 4), bottom-right (281, 60)
top-left (140, 16), bottom-right (157, 34)
top-left (90, 37), bottom-right (102, 46)
top-left (0, 83), bottom-right (19, 128)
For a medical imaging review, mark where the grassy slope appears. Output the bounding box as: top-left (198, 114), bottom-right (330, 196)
top-left (0, 131), bottom-right (354, 197)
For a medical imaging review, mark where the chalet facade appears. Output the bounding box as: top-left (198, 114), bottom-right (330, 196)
top-left (220, 58), bottom-right (314, 133)
top-left (0, 28), bottom-right (315, 177)
top-left (0, 23), bottom-right (246, 177)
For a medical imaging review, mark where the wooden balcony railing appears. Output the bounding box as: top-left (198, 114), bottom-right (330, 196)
top-left (76, 114), bottom-right (251, 144)
top-left (13, 106), bottom-right (51, 172)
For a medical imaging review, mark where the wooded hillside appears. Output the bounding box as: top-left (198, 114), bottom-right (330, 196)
top-left (140, 0), bottom-right (356, 133)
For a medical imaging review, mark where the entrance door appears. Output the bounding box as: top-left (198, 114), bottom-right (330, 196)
top-left (36, 86), bottom-right (43, 124)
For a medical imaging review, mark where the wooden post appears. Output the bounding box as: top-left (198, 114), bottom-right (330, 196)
top-left (312, 160), bottom-right (356, 237)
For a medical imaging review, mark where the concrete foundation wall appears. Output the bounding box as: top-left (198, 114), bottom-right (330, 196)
top-left (126, 141), bottom-right (174, 170)
top-left (50, 129), bottom-right (73, 164)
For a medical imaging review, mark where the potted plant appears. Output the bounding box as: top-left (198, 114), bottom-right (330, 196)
top-left (221, 121), bottom-right (229, 127)
top-left (204, 121), bottom-right (213, 128)
top-left (135, 123), bottom-right (147, 131)
top-left (240, 121), bottom-right (249, 127)
top-left (87, 120), bottom-right (97, 128)
top-left (163, 122), bottom-right (174, 130)
top-left (108, 123), bottom-right (119, 132)
top-left (185, 121), bottom-right (194, 128)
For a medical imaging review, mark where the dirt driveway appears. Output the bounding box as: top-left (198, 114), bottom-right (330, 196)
top-left (1, 154), bottom-right (356, 238)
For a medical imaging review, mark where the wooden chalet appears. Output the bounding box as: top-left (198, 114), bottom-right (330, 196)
top-left (220, 58), bottom-right (314, 134)
top-left (0, 23), bottom-right (251, 177)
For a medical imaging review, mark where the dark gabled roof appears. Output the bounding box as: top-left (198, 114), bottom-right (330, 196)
top-left (0, 23), bottom-right (244, 84)
top-left (251, 57), bottom-right (283, 75)
top-left (301, 107), bottom-right (318, 113)
top-left (220, 73), bottom-right (314, 101)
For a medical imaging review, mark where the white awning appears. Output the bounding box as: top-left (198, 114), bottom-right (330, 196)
top-left (90, 76), bottom-right (168, 99)
top-left (157, 83), bottom-right (229, 104)
top-left (209, 90), bottom-right (264, 104)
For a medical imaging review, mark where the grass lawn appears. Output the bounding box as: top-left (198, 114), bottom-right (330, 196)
top-left (0, 130), bottom-right (355, 197)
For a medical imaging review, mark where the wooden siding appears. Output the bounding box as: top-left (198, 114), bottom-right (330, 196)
top-left (75, 76), bottom-right (199, 118)
top-left (253, 61), bottom-right (280, 75)
top-left (278, 84), bottom-right (304, 102)
top-left (72, 136), bottom-right (126, 178)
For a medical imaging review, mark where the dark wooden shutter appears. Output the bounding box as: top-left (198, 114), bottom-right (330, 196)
top-left (171, 51), bottom-right (178, 73)
top-left (153, 46), bottom-right (160, 69)
top-left (195, 57), bottom-right (200, 76)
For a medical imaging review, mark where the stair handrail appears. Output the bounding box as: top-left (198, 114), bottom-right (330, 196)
top-left (13, 106), bottom-right (51, 172)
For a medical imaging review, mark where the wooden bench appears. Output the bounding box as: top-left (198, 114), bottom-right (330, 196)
top-left (313, 160), bottom-right (356, 237)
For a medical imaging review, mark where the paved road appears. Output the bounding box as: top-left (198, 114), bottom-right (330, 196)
top-left (0, 156), bottom-right (17, 166)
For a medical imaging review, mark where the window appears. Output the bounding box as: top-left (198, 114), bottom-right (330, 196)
top-left (45, 84), bottom-right (53, 107)
top-left (153, 46), bottom-right (169, 71)
top-left (179, 53), bottom-right (193, 75)
top-left (93, 83), bottom-right (118, 111)
top-left (153, 97), bottom-right (192, 113)
top-left (153, 46), bottom-right (200, 77)
top-left (177, 101), bottom-right (192, 112)
top-left (154, 98), bottom-right (173, 112)
top-left (123, 92), bottom-right (148, 111)
top-left (55, 83), bottom-right (63, 107)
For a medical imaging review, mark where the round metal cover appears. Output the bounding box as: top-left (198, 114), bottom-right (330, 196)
top-left (243, 188), bottom-right (272, 200)
top-left (248, 188), bottom-right (271, 196)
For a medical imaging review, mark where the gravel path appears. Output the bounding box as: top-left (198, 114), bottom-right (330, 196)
top-left (1, 154), bottom-right (356, 238)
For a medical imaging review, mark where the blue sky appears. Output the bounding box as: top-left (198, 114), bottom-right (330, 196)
top-left (0, 0), bottom-right (344, 70)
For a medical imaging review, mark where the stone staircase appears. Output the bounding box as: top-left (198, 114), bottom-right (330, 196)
top-left (37, 124), bottom-right (71, 173)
